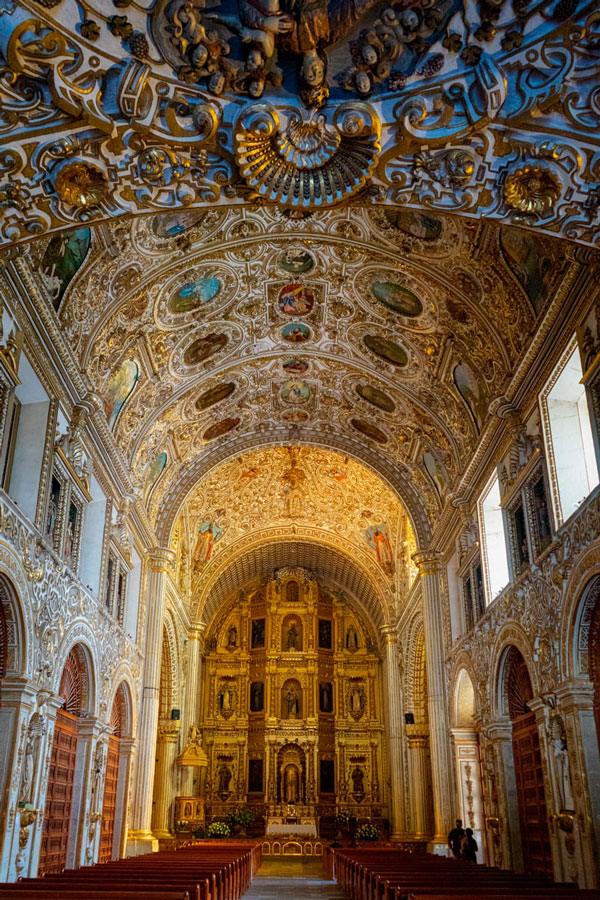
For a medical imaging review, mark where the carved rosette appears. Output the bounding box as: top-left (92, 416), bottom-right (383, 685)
top-left (234, 103), bottom-right (381, 209)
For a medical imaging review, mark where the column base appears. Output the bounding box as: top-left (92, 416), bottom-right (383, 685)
top-left (428, 842), bottom-right (451, 856)
top-left (153, 829), bottom-right (174, 840)
top-left (126, 831), bottom-right (159, 856)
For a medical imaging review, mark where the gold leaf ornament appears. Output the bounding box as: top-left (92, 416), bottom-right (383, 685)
top-left (234, 102), bottom-right (381, 209)
top-left (53, 160), bottom-right (109, 208)
top-left (503, 165), bottom-right (561, 215)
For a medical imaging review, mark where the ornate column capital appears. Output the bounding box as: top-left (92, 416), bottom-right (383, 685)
top-left (412, 550), bottom-right (443, 575)
top-left (147, 546), bottom-right (176, 571)
top-left (379, 624), bottom-right (398, 645)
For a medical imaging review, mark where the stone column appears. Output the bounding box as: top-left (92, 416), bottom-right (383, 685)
top-left (555, 681), bottom-right (600, 888)
top-left (127, 547), bottom-right (175, 855)
top-left (180, 625), bottom-right (204, 797)
top-left (380, 624), bottom-right (407, 840)
top-left (406, 725), bottom-right (433, 838)
top-left (413, 551), bottom-right (453, 847)
top-left (482, 720), bottom-right (520, 871)
top-left (152, 720), bottom-right (180, 839)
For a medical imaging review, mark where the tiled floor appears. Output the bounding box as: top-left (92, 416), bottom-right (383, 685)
top-left (244, 857), bottom-right (346, 899)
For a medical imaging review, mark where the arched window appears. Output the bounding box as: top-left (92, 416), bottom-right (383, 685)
top-left (286, 580), bottom-right (299, 603)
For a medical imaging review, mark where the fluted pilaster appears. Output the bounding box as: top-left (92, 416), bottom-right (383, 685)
top-left (180, 625), bottom-right (204, 796)
top-left (381, 624), bottom-right (407, 839)
top-left (413, 550), bottom-right (453, 845)
top-left (152, 720), bottom-right (180, 839)
top-left (128, 547), bottom-right (175, 849)
top-left (407, 726), bottom-right (433, 837)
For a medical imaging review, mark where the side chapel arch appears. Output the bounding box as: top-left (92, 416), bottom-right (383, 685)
top-left (39, 643), bottom-right (94, 875)
top-left (99, 681), bottom-right (133, 862)
top-left (499, 645), bottom-right (553, 878)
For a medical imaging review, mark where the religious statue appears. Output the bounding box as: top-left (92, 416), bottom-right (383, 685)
top-left (346, 624), bottom-right (359, 650)
top-left (227, 624), bottom-right (238, 647)
top-left (18, 717), bottom-right (42, 807)
top-left (351, 765), bottom-right (365, 795)
top-left (286, 622), bottom-right (300, 650)
top-left (218, 764), bottom-right (232, 793)
top-left (285, 687), bottom-right (299, 718)
top-left (284, 764), bottom-right (299, 803)
top-left (551, 718), bottom-right (574, 811)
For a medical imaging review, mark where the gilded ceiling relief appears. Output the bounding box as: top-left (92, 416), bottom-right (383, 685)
top-left (177, 446), bottom-right (414, 587)
top-left (35, 208), bottom-right (574, 538)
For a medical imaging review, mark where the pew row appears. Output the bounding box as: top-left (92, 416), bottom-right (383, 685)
top-left (331, 847), bottom-right (600, 900)
top-left (0, 841), bottom-right (261, 900)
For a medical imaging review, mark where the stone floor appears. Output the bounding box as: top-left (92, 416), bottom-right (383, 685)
top-left (244, 857), bottom-right (346, 899)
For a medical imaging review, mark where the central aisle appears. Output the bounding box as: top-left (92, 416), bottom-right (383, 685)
top-left (244, 857), bottom-right (346, 899)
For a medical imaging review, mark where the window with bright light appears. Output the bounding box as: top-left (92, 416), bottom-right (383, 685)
top-left (545, 345), bottom-right (599, 524)
top-left (478, 474), bottom-right (509, 605)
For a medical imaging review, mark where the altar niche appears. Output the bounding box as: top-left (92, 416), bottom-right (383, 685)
top-left (281, 678), bottom-right (302, 719)
top-left (282, 614), bottom-right (303, 652)
top-left (278, 743), bottom-right (306, 806)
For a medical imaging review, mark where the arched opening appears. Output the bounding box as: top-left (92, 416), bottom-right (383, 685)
top-left (503, 646), bottom-right (552, 878)
top-left (39, 644), bottom-right (89, 875)
top-left (99, 683), bottom-right (129, 862)
top-left (587, 583), bottom-right (600, 752)
top-left (452, 668), bottom-right (484, 862)
top-left (151, 623), bottom-right (178, 838)
top-left (405, 627), bottom-right (434, 838)
top-left (286, 581), bottom-right (299, 604)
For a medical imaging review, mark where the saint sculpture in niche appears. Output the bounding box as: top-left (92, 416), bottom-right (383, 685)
top-left (286, 687), bottom-right (300, 718)
top-left (227, 624), bottom-right (238, 647)
top-left (351, 765), bottom-right (365, 795)
top-left (286, 621), bottom-right (300, 650)
top-left (218, 764), bottom-right (232, 793)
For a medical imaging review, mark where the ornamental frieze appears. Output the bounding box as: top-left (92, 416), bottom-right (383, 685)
top-left (0, 2), bottom-right (599, 242)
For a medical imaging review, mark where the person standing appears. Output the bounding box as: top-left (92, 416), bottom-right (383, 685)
top-left (448, 818), bottom-right (465, 859)
top-left (461, 828), bottom-right (478, 863)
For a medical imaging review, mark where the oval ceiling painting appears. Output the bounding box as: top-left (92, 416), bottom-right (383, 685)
top-left (283, 357), bottom-right (309, 375)
top-left (183, 332), bottom-right (228, 366)
top-left (282, 409), bottom-right (309, 423)
top-left (383, 209), bottom-right (442, 241)
top-left (356, 383), bottom-right (396, 413)
top-left (196, 382), bottom-right (236, 412)
top-left (282, 322), bottom-right (311, 343)
top-left (280, 379), bottom-right (310, 404)
top-left (371, 281), bottom-right (423, 317)
top-left (152, 211), bottom-right (207, 237)
top-left (351, 418), bottom-right (388, 444)
top-left (203, 417), bottom-right (241, 441)
top-left (278, 284), bottom-right (315, 316)
top-left (364, 334), bottom-right (408, 367)
top-left (170, 277), bottom-right (220, 313)
top-left (279, 249), bottom-right (315, 274)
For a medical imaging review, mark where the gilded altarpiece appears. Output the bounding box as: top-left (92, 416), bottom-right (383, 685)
top-left (201, 568), bottom-right (386, 832)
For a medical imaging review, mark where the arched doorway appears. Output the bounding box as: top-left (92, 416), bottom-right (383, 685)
top-left (99, 684), bottom-right (128, 862)
top-left (503, 646), bottom-right (552, 878)
top-left (39, 645), bottom-right (88, 875)
top-left (586, 582), bottom-right (600, 752)
top-left (452, 668), bottom-right (484, 862)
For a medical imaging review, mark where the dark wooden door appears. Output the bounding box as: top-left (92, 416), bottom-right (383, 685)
top-left (99, 734), bottom-right (120, 862)
top-left (512, 711), bottom-right (553, 878)
top-left (38, 710), bottom-right (78, 875)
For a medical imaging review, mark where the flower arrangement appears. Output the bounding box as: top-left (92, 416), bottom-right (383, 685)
top-left (176, 819), bottom-right (190, 831)
top-left (226, 806), bottom-right (255, 827)
top-left (334, 811), bottom-right (349, 828)
top-left (208, 821), bottom-right (231, 838)
top-left (356, 823), bottom-right (379, 841)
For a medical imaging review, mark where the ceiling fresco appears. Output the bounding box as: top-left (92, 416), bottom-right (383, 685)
top-left (171, 444), bottom-right (417, 612)
top-left (26, 204), bottom-right (575, 552)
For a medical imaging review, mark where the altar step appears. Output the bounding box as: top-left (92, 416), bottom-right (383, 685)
top-left (244, 857), bottom-right (345, 899)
